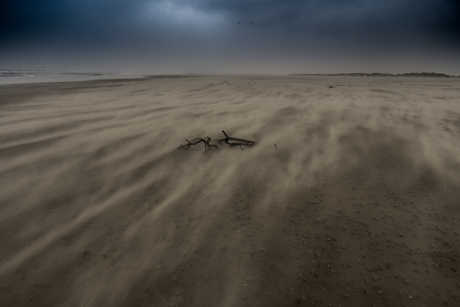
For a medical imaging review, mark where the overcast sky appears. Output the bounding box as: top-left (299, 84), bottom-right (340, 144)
top-left (1, 0), bottom-right (459, 74)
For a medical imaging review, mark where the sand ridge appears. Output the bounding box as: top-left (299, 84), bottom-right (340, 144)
top-left (0, 75), bottom-right (459, 306)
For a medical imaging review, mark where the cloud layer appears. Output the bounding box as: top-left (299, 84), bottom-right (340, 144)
top-left (1, 0), bottom-right (459, 73)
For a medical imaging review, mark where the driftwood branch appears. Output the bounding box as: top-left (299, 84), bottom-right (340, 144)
top-left (179, 137), bottom-right (218, 152)
top-left (179, 130), bottom-right (255, 152)
top-left (217, 130), bottom-right (256, 147)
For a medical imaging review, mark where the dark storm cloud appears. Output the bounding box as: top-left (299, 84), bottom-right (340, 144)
top-left (1, 1), bottom-right (142, 40)
top-left (0, 0), bottom-right (459, 73)
top-left (2, 0), bottom-right (459, 38)
top-left (195, 0), bottom-right (460, 37)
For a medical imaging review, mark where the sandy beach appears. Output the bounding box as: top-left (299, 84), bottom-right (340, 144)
top-left (0, 75), bottom-right (459, 306)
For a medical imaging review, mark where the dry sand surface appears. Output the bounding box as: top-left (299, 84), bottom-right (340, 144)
top-left (0, 75), bottom-right (460, 306)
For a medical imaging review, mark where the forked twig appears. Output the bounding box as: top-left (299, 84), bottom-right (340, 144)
top-left (179, 137), bottom-right (218, 152)
top-left (179, 130), bottom-right (255, 152)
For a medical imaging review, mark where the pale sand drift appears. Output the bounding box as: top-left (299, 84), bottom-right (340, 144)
top-left (0, 75), bottom-right (459, 306)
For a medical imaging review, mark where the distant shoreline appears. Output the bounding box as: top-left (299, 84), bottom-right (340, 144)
top-left (1, 70), bottom-right (458, 86)
top-left (1, 70), bottom-right (459, 79)
top-left (292, 72), bottom-right (459, 78)
top-left (0, 70), bottom-right (143, 85)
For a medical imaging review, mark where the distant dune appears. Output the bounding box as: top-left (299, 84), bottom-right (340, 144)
top-left (0, 75), bottom-right (459, 306)
top-left (294, 72), bottom-right (459, 78)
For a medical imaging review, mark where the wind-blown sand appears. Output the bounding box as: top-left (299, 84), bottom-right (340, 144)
top-left (0, 75), bottom-right (459, 306)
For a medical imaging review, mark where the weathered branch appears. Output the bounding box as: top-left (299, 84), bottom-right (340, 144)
top-left (179, 137), bottom-right (218, 152)
top-left (179, 130), bottom-right (255, 152)
top-left (217, 130), bottom-right (256, 147)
